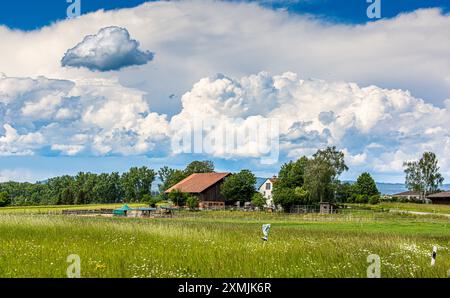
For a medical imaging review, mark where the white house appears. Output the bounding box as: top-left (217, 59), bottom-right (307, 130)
top-left (258, 176), bottom-right (277, 209)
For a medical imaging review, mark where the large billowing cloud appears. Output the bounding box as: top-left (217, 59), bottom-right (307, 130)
top-left (171, 72), bottom-right (450, 176)
top-left (0, 1), bottom-right (449, 115)
top-left (1, 71), bottom-right (450, 179)
top-left (61, 26), bottom-right (154, 71)
top-left (0, 0), bottom-right (450, 181)
top-left (0, 74), bottom-right (170, 156)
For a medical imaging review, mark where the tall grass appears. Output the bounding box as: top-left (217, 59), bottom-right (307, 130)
top-left (352, 202), bottom-right (450, 214)
top-left (0, 203), bottom-right (146, 214)
top-left (0, 211), bottom-right (448, 278)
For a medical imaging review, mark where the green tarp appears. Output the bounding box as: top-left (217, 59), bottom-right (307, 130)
top-left (113, 204), bottom-right (133, 215)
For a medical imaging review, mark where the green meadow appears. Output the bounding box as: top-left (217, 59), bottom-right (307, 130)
top-left (0, 205), bottom-right (449, 278)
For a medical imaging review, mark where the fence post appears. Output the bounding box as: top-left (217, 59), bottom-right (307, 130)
top-left (431, 246), bottom-right (437, 266)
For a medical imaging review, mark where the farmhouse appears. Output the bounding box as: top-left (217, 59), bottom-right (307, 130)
top-left (426, 191), bottom-right (450, 205)
top-left (165, 172), bottom-right (231, 209)
top-left (392, 190), bottom-right (422, 200)
top-left (258, 176), bottom-right (277, 209)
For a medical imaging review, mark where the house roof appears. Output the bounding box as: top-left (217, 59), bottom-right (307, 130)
top-left (427, 191), bottom-right (450, 198)
top-left (254, 177), bottom-right (266, 190)
top-left (165, 172), bottom-right (231, 194)
top-left (393, 190), bottom-right (422, 196)
top-left (268, 177), bottom-right (278, 184)
top-left (259, 176), bottom-right (278, 188)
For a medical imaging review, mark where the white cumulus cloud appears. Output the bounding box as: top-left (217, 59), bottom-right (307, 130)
top-left (61, 26), bottom-right (154, 71)
top-left (0, 75), bottom-right (170, 157)
top-left (0, 1), bottom-right (450, 180)
top-left (171, 71), bottom-right (450, 175)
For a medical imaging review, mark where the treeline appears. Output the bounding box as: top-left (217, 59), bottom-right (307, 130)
top-left (0, 168), bottom-right (154, 206)
top-left (0, 160), bottom-right (217, 207)
top-left (0, 148), bottom-right (444, 209)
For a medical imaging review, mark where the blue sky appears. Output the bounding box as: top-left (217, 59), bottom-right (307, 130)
top-left (1, 0), bottom-right (450, 184)
top-left (1, 0), bottom-right (449, 30)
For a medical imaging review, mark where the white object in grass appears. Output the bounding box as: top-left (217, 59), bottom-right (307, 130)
top-left (261, 224), bottom-right (271, 241)
top-left (431, 246), bottom-right (437, 266)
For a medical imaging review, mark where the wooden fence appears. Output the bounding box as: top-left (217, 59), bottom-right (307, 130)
top-left (61, 209), bottom-right (114, 215)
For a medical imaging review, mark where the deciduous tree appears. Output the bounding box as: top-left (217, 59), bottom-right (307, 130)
top-left (404, 152), bottom-right (444, 197)
top-left (221, 170), bottom-right (256, 203)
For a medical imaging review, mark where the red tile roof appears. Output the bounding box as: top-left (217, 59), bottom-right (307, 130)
top-left (165, 172), bottom-right (231, 194)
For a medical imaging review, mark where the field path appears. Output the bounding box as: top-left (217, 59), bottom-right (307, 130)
top-left (389, 209), bottom-right (450, 218)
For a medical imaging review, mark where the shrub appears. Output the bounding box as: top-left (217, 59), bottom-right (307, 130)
top-left (0, 192), bottom-right (10, 207)
top-left (149, 196), bottom-right (163, 208)
top-left (186, 196), bottom-right (199, 210)
top-left (273, 187), bottom-right (298, 211)
top-left (355, 194), bottom-right (368, 204)
top-left (168, 189), bottom-right (187, 207)
top-left (346, 194), bottom-right (356, 203)
top-left (251, 192), bottom-right (265, 209)
top-left (141, 194), bottom-right (152, 204)
top-left (155, 200), bottom-right (172, 207)
top-left (369, 195), bottom-right (380, 205)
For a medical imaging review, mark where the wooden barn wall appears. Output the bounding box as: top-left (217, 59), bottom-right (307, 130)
top-left (199, 181), bottom-right (226, 202)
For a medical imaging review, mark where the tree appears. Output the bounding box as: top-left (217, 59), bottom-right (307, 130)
top-left (158, 161), bottom-right (214, 194)
top-left (304, 158), bottom-right (334, 202)
top-left (221, 170), bottom-right (257, 203)
top-left (304, 146), bottom-right (348, 202)
top-left (158, 166), bottom-right (187, 193)
top-left (184, 160), bottom-right (214, 175)
top-left (404, 161), bottom-right (422, 192)
top-left (92, 172), bottom-right (123, 203)
top-left (313, 146), bottom-right (348, 179)
top-left (276, 157), bottom-right (308, 189)
top-left (46, 175), bottom-right (76, 205)
top-left (73, 172), bottom-right (97, 205)
top-left (294, 186), bottom-right (310, 204)
top-left (0, 192), bottom-right (10, 207)
top-left (419, 152), bottom-right (444, 194)
top-left (404, 152), bottom-right (444, 197)
top-left (141, 194), bottom-right (153, 204)
top-left (273, 156), bottom-right (310, 211)
top-left (355, 173), bottom-right (379, 197)
top-left (272, 187), bottom-right (297, 211)
top-left (251, 192), bottom-right (266, 209)
top-left (335, 182), bottom-right (357, 203)
top-left (168, 189), bottom-right (187, 207)
top-left (121, 167), bottom-right (156, 202)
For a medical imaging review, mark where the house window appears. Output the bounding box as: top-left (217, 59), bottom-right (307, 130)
top-left (266, 183), bottom-right (271, 190)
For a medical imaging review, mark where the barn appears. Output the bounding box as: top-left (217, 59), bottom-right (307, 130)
top-left (426, 191), bottom-right (450, 205)
top-left (165, 172), bottom-right (231, 209)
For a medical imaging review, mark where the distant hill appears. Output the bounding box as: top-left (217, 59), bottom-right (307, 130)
top-left (375, 183), bottom-right (407, 195)
top-left (344, 181), bottom-right (450, 195)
